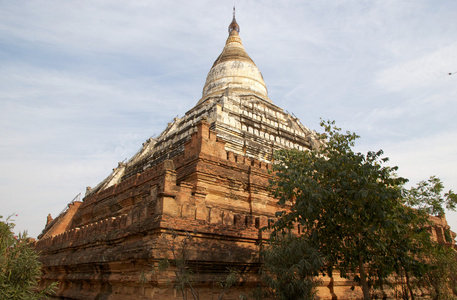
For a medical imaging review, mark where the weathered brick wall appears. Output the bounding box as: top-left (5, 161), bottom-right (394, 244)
top-left (35, 120), bottom-right (280, 299)
top-left (36, 119), bottom-right (455, 299)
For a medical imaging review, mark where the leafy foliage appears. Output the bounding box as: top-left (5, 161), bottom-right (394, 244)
top-left (397, 177), bottom-right (457, 299)
top-left (0, 214), bottom-right (56, 300)
top-left (403, 176), bottom-right (457, 217)
top-left (267, 120), bottom-right (457, 299)
top-left (416, 243), bottom-right (457, 299)
top-left (260, 233), bottom-right (323, 300)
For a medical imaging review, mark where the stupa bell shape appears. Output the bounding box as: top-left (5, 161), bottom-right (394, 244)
top-left (71, 10), bottom-right (322, 196)
top-left (201, 13), bottom-right (270, 102)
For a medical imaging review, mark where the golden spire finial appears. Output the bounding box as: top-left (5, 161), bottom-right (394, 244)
top-left (228, 6), bottom-right (240, 34)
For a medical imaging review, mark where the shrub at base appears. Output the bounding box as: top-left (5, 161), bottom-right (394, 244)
top-left (0, 214), bottom-right (57, 300)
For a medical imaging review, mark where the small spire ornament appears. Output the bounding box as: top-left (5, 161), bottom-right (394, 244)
top-left (228, 6), bottom-right (240, 33)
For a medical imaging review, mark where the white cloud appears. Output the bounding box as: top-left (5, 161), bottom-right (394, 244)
top-left (375, 44), bottom-right (457, 92)
top-left (1, 0), bottom-right (457, 238)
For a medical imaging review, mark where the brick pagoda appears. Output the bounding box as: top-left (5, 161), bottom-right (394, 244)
top-left (35, 11), bottom-right (455, 300)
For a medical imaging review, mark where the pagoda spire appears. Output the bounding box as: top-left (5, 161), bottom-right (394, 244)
top-left (228, 6), bottom-right (240, 33)
top-left (200, 7), bottom-right (270, 102)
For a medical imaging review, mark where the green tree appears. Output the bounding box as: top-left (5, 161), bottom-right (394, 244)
top-left (403, 175), bottom-right (457, 218)
top-left (416, 243), bottom-right (457, 299)
top-left (259, 232), bottom-right (323, 300)
top-left (269, 120), bottom-right (422, 299)
top-left (399, 177), bottom-right (457, 299)
top-left (0, 214), bottom-right (57, 300)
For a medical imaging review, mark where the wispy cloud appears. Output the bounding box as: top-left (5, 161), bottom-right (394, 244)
top-left (1, 0), bottom-right (457, 237)
top-left (375, 44), bottom-right (457, 92)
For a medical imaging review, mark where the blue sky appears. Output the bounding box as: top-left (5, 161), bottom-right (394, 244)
top-left (1, 0), bottom-right (456, 238)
